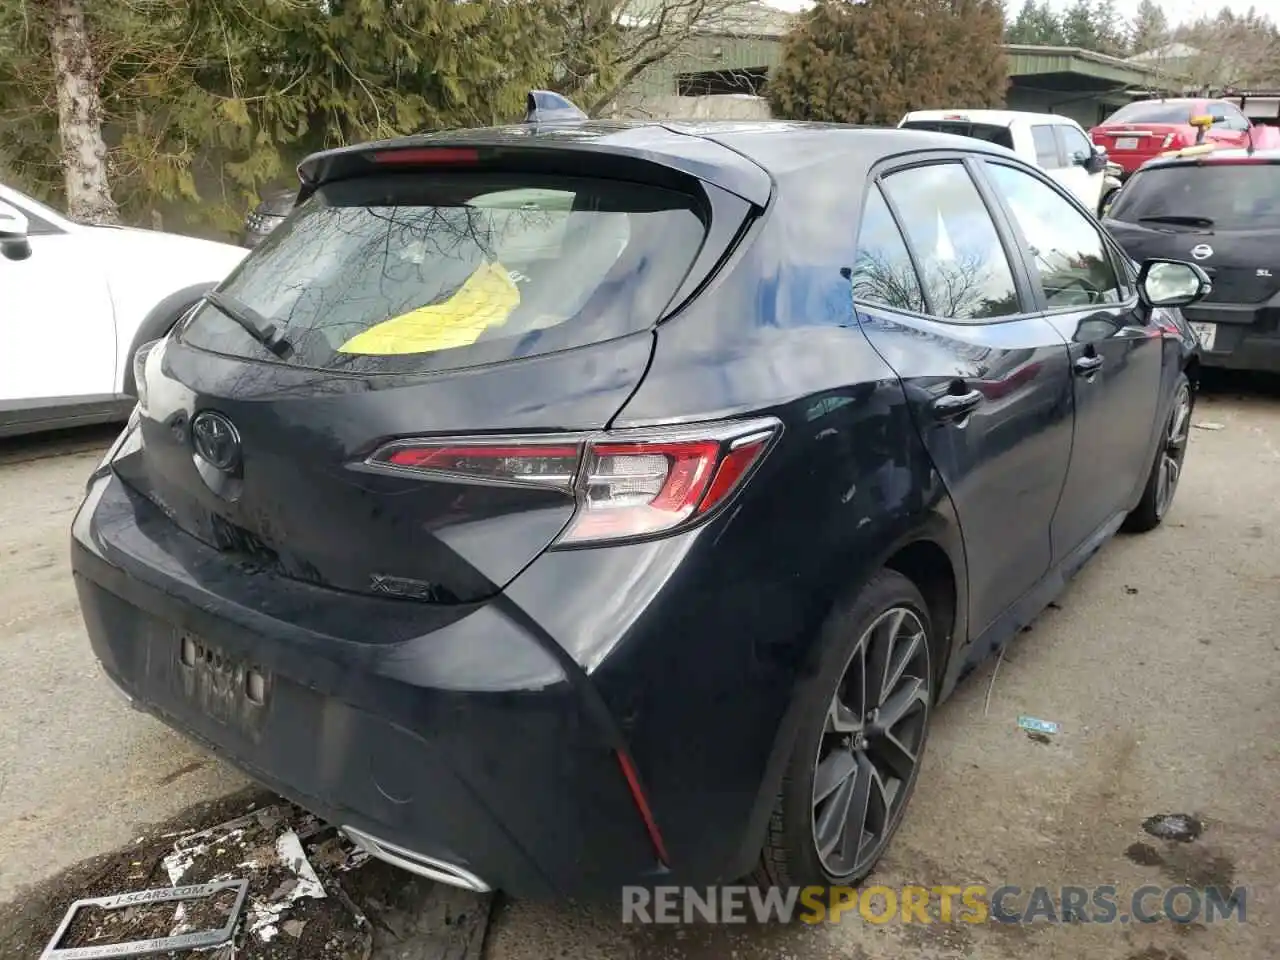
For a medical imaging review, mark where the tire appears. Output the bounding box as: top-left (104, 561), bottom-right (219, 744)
top-left (756, 569), bottom-right (933, 891)
top-left (1124, 372), bottom-right (1193, 534)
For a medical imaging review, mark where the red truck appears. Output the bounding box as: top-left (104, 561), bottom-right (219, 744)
top-left (1090, 97), bottom-right (1280, 176)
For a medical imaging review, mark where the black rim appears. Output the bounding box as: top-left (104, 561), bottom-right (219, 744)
top-left (1156, 384), bottom-right (1191, 519)
top-left (812, 606), bottom-right (930, 878)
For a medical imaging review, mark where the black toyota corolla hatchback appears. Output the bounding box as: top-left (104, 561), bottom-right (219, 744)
top-left (73, 92), bottom-right (1209, 899)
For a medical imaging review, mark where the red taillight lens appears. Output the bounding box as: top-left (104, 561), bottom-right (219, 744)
top-left (378, 442), bottom-right (582, 492)
top-left (365, 420), bottom-right (779, 544)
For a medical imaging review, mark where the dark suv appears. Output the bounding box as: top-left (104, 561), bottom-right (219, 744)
top-left (72, 93), bottom-right (1208, 899)
top-left (1105, 149), bottom-right (1280, 372)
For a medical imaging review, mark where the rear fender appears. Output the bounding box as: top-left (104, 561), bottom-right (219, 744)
top-left (728, 466), bottom-right (968, 881)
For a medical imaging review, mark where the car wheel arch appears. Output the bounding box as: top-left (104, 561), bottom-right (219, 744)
top-left (120, 282), bottom-right (215, 397)
top-left (730, 523), bottom-right (965, 881)
top-left (882, 538), bottom-right (958, 691)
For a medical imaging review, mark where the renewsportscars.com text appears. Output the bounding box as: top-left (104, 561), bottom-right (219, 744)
top-left (621, 884), bottom-right (1247, 925)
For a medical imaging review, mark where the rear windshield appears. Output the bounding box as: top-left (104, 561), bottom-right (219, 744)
top-left (901, 121), bottom-right (1014, 151)
top-left (180, 173), bottom-right (708, 373)
top-left (1108, 163), bottom-right (1280, 230)
top-left (1104, 102), bottom-right (1197, 125)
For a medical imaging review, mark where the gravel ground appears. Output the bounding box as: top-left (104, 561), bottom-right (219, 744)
top-left (1, 378), bottom-right (1277, 960)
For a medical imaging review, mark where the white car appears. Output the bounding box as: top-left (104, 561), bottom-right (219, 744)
top-left (898, 109), bottom-right (1111, 213)
top-left (0, 182), bottom-right (247, 438)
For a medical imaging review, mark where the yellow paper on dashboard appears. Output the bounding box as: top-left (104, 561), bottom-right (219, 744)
top-left (338, 261), bottom-right (520, 355)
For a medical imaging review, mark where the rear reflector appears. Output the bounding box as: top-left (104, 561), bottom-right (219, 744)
top-left (615, 750), bottom-right (670, 866)
top-left (365, 419), bottom-right (780, 544)
top-left (372, 147), bottom-right (480, 166)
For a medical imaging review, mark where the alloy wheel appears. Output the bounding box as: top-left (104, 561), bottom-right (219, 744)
top-left (1156, 384), bottom-right (1191, 519)
top-left (812, 606), bottom-right (930, 878)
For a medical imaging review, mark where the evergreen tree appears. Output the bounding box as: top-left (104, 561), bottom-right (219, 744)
top-left (1061, 0), bottom-right (1099, 49)
top-left (1093, 0), bottom-right (1130, 55)
top-left (769, 0), bottom-right (1007, 126)
top-left (1005, 1), bottom-right (1065, 45)
top-left (1130, 0), bottom-right (1169, 54)
top-left (0, 0), bottom-right (558, 229)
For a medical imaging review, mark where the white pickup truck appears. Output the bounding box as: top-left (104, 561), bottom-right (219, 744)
top-left (899, 109), bottom-right (1118, 214)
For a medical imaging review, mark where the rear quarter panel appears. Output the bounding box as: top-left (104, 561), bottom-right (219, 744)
top-left (602, 160), bottom-right (970, 879)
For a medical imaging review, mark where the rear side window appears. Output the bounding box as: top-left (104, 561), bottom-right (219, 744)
top-left (851, 187), bottom-right (926, 314)
top-left (180, 173), bottom-right (708, 374)
top-left (1104, 101), bottom-right (1197, 124)
top-left (1031, 126), bottom-right (1061, 168)
top-left (880, 163), bottom-right (1021, 321)
top-left (900, 121), bottom-right (1015, 151)
top-left (1108, 164), bottom-right (1280, 230)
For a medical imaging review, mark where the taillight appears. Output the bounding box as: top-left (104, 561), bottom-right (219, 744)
top-left (365, 419), bottom-right (780, 545)
top-left (375, 440), bottom-right (582, 492)
top-left (133, 338), bottom-right (163, 409)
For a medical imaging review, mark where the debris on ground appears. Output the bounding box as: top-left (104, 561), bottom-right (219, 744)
top-left (1016, 715), bottom-right (1060, 744)
top-left (4, 788), bottom-right (496, 960)
top-left (1142, 813), bottom-right (1204, 843)
top-left (49, 879), bottom-right (249, 957)
top-left (1193, 421), bottom-right (1225, 431)
top-left (25, 791), bottom-right (374, 960)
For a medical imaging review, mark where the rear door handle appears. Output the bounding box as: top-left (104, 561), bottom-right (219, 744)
top-left (931, 389), bottom-right (983, 422)
top-left (1074, 354), bottom-right (1104, 376)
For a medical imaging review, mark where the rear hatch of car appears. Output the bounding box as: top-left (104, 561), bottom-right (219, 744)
top-left (115, 134), bottom-right (766, 605)
top-left (1105, 156), bottom-right (1280, 328)
top-left (1092, 122), bottom-right (1191, 169)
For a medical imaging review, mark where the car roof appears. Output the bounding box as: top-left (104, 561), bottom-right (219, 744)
top-left (1138, 146), bottom-right (1280, 170)
top-left (298, 119), bottom-right (1019, 207)
top-left (901, 109), bottom-right (1079, 128)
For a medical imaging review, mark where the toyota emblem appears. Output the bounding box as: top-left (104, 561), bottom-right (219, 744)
top-left (1191, 244), bottom-right (1213, 260)
top-left (191, 411), bottom-right (242, 471)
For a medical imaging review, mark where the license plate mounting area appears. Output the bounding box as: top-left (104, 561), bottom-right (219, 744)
top-left (177, 632), bottom-right (271, 739)
top-left (1189, 321), bottom-right (1217, 351)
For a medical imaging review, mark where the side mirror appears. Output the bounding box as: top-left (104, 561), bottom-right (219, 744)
top-left (0, 202), bottom-right (31, 262)
top-left (1081, 151), bottom-right (1108, 175)
top-left (1138, 259), bottom-right (1212, 308)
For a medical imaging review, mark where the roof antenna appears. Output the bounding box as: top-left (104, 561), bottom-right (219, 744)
top-left (524, 90), bottom-right (588, 125)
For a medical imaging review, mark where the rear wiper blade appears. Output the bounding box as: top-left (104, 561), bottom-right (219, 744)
top-left (202, 290), bottom-right (293, 358)
top-left (1138, 215), bottom-right (1215, 227)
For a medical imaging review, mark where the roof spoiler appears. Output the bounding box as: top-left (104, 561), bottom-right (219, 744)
top-left (524, 90), bottom-right (587, 124)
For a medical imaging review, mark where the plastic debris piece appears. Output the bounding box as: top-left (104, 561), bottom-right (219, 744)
top-left (1143, 813), bottom-right (1203, 842)
top-left (1194, 421), bottom-right (1225, 431)
top-left (1017, 715), bottom-right (1060, 736)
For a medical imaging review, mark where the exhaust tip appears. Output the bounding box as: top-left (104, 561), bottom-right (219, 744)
top-left (341, 826), bottom-right (492, 893)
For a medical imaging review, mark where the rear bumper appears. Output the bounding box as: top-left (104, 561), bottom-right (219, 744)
top-left (71, 473), bottom-right (667, 898)
top-left (1183, 302), bottom-right (1280, 373)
